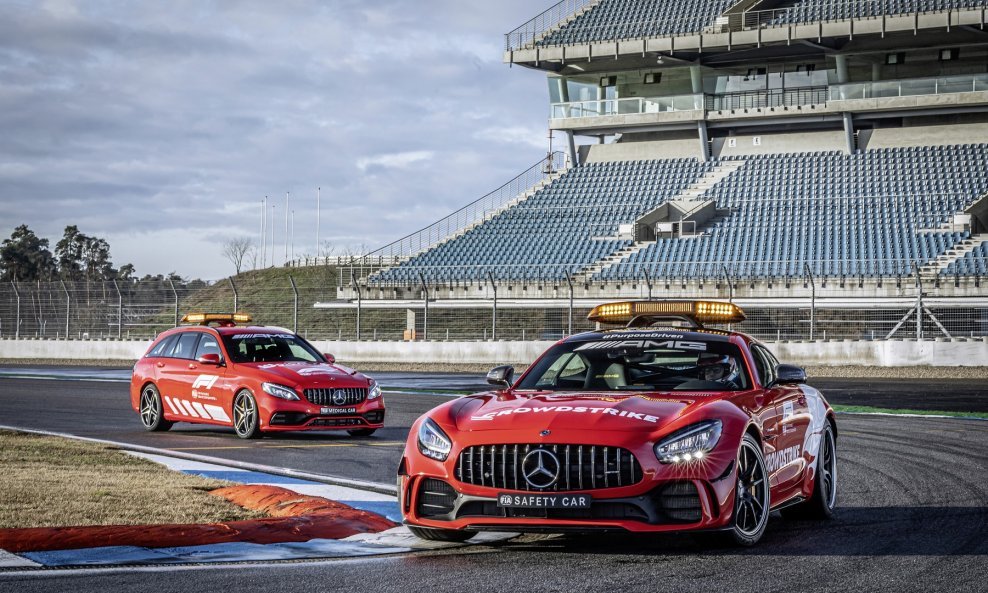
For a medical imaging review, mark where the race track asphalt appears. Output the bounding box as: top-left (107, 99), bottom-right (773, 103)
top-left (0, 371), bottom-right (985, 592)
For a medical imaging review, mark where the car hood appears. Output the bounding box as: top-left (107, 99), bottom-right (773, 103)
top-left (248, 362), bottom-right (365, 387)
top-left (451, 391), bottom-right (701, 433)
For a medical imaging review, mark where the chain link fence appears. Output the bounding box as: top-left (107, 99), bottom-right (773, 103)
top-left (1, 267), bottom-right (985, 343)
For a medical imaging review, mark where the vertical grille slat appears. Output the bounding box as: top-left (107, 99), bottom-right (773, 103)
top-left (457, 444), bottom-right (642, 492)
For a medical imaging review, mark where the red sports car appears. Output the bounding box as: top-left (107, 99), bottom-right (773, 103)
top-left (131, 313), bottom-right (385, 438)
top-left (399, 301), bottom-right (836, 546)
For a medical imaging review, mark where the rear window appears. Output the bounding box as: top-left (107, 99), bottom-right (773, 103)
top-left (517, 336), bottom-right (750, 392)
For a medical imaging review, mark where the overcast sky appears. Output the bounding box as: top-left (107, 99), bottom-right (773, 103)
top-left (0, 0), bottom-right (551, 279)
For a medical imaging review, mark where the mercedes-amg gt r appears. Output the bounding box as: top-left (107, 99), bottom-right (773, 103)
top-left (131, 313), bottom-right (385, 438)
top-left (399, 300), bottom-right (837, 546)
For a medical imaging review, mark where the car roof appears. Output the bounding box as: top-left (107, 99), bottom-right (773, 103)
top-left (562, 326), bottom-right (748, 345)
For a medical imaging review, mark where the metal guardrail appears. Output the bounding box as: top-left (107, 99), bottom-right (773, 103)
top-left (706, 86), bottom-right (829, 111)
top-left (551, 94), bottom-right (703, 119)
top-left (505, 0), bottom-right (596, 51)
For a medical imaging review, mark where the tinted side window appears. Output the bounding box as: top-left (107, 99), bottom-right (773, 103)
top-left (147, 334), bottom-right (178, 358)
top-left (751, 345), bottom-right (776, 387)
top-left (169, 332), bottom-right (202, 360)
top-left (194, 334), bottom-right (222, 359)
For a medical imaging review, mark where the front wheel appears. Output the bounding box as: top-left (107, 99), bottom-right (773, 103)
top-left (232, 389), bottom-right (261, 439)
top-left (139, 384), bottom-right (172, 432)
top-left (407, 525), bottom-right (473, 543)
top-left (725, 433), bottom-right (771, 546)
top-left (782, 421), bottom-right (837, 520)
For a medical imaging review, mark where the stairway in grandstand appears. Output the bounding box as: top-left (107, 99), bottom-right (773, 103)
top-left (370, 144), bottom-right (988, 284)
top-left (921, 234), bottom-right (988, 276)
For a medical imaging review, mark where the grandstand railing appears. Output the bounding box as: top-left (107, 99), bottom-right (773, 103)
top-left (506, 0), bottom-right (983, 51)
top-left (739, 0), bottom-right (986, 30)
top-left (355, 152), bottom-right (568, 265)
top-left (551, 94), bottom-right (703, 120)
top-left (505, 0), bottom-right (598, 51)
top-left (830, 73), bottom-right (988, 101)
top-left (706, 86), bottom-right (829, 111)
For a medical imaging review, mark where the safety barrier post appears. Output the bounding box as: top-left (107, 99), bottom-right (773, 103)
top-left (487, 270), bottom-right (497, 341)
top-left (59, 280), bottom-right (70, 339)
top-left (113, 280), bottom-right (123, 338)
top-left (289, 275), bottom-right (299, 334)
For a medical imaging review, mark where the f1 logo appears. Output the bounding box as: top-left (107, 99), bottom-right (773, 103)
top-left (192, 375), bottom-right (219, 390)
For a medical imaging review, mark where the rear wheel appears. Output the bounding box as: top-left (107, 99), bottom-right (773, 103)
top-left (139, 384), bottom-right (172, 432)
top-left (725, 433), bottom-right (770, 546)
top-left (232, 389), bottom-right (261, 439)
top-left (347, 428), bottom-right (377, 437)
top-left (407, 525), bottom-right (473, 543)
top-left (783, 421), bottom-right (837, 520)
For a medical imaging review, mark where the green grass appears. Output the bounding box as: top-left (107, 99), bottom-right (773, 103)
top-left (832, 405), bottom-right (988, 419)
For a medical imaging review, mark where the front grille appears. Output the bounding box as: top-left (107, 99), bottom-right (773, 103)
top-left (417, 478), bottom-right (457, 517)
top-left (456, 444), bottom-right (643, 492)
top-left (303, 387), bottom-right (366, 406)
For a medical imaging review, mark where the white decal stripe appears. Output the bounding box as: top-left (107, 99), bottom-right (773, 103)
top-left (163, 396), bottom-right (181, 416)
top-left (203, 404), bottom-right (231, 423)
top-left (191, 402), bottom-right (210, 419)
top-left (179, 400), bottom-right (199, 418)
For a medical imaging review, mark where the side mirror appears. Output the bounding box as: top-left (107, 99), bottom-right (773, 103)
top-left (773, 364), bottom-right (807, 386)
top-left (197, 353), bottom-right (223, 366)
top-left (323, 353), bottom-right (336, 364)
top-left (486, 365), bottom-right (514, 388)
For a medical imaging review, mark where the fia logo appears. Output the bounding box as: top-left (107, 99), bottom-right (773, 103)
top-left (499, 494), bottom-right (513, 505)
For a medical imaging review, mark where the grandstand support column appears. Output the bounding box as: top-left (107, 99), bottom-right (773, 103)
top-left (566, 131), bottom-right (578, 167)
top-left (915, 266), bottom-right (923, 340)
top-left (565, 273), bottom-right (574, 335)
top-left (697, 122), bottom-right (710, 161)
top-left (417, 272), bottom-right (429, 341)
top-left (835, 55), bottom-right (849, 84)
top-left (168, 280), bottom-right (179, 327)
top-left (690, 66), bottom-right (702, 94)
top-left (842, 112), bottom-right (855, 154)
top-left (59, 280), bottom-right (69, 340)
top-left (289, 275), bottom-right (299, 334)
top-left (487, 271), bottom-right (498, 341)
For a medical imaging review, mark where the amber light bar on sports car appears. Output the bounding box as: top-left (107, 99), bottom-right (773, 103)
top-left (587, 300), bottom-right (746, 327)
top-left (181, 312), bottom-right (253, 325)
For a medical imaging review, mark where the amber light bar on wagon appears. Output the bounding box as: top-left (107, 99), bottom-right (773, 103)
top-left (587, 300), bottom-right (746, 328)
top-left (181, 312), bottom-right (253, 325)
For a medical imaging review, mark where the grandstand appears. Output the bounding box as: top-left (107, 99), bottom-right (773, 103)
top-left (325, 0), bottom-right (988, 340)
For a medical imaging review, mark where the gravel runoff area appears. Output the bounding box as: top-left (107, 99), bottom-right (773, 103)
top-left (2, 358), bottom-right (988, 380)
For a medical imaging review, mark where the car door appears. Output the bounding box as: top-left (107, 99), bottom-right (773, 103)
top-left (157, 331), bottom-right (204, 422)
top-left (753, 344), bottom-right (809, 494)
top-left (188, 332), bottom-right (232, 425)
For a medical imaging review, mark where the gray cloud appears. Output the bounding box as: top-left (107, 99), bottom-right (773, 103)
top-left (0, 0), bottom-right (549, 278)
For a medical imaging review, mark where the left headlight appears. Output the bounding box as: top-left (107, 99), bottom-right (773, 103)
top-left (654, 420), bottom-right (722, 464)
top-left (417, 418), bottom-right (452, 461)
top-left (368, 379), bottom-right (382, 400)
top-left (262, 382), bottom-right (300, 401)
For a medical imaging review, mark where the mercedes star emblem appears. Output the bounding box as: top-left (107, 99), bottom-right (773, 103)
top-left (522, 448), bottom-right (561, 489)
top-left (332, 389), bottom-right (348, 406)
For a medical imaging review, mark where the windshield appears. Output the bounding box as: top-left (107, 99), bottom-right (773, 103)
top-left (517, 337), bottom-right (750, 392)
top-left (221, 332), bottom-right (323, 364)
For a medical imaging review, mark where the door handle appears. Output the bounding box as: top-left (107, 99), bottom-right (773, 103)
top-left (156, 362), bottom-right (165, 368)
top-left (764, 433), bottom-right (778, 441)
top-left (188, 363), bottom-right (197, 370)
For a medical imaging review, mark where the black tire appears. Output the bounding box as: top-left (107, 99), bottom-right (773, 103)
top-left (782, 421), bottom-right (837, 520)
top-left (232, 389), bottom-right (261, 439)
top-left (407, 525), bottom-right (473, 543)
top-left (347, 428), bottom-right (377, 437)
top-left (139, 383), bottom-right (173, 432)
top-left (725, 433), bottom-right (771, 546)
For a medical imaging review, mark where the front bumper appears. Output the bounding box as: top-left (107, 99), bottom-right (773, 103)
top-left (259, 397), bottom-right (385, 432)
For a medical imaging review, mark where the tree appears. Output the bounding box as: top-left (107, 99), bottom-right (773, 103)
top-left (0, 225), bottom-right (56, 281)
top-left (55, 225), bottom-right (86, 280)
top-left (117, 263), bottom-right (136, 280)
top-left (222, 237), bottom-right (254, 275)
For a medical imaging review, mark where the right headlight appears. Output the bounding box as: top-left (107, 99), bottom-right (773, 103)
top-left (417, 418), bottom-right (452, 461)
top-left (654, 420), bottom-right (722, 464)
